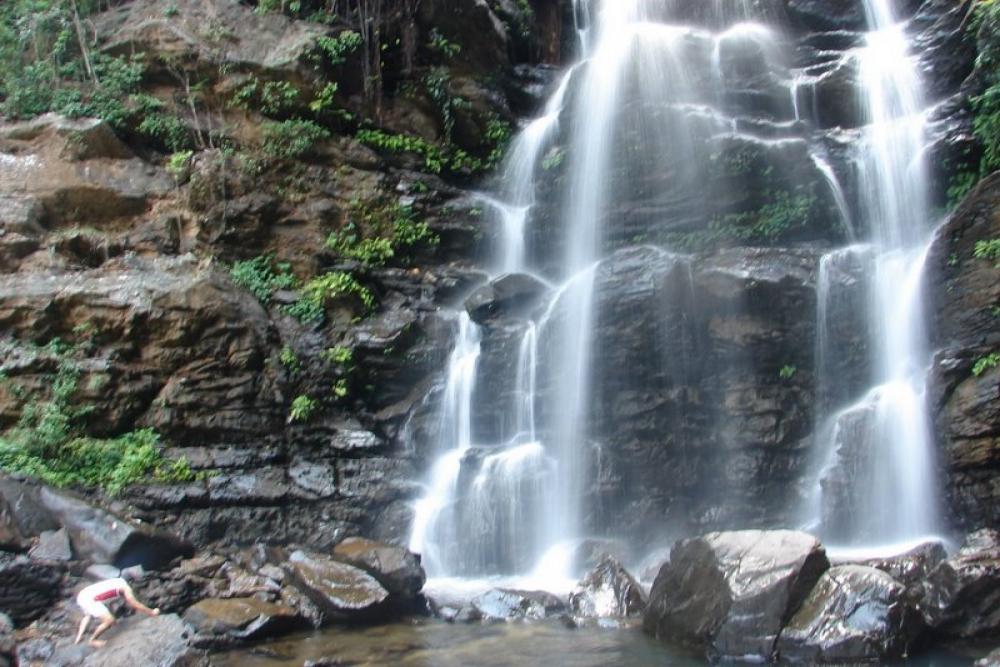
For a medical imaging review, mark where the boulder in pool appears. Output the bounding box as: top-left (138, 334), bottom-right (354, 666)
top-left (569, 556), bottom-right (646, 618)
top-left (471, 588), bottom-right (566, 621)
top-left (922, 529), bottom-right (1000, 638)
top-left (282, 549), bottom-right (391, 623)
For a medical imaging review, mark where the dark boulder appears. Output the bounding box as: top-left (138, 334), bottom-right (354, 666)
top-left (568, 556), bottom-right (646, 618)
top-left (282, 549), bottom-right (391, 623)
top-left (80, 614), bottom-right (209, 667)
top-left (28, 528), bottom-right (73, 561)
top-left (0, 553), bottom-right (65, 626)
top-left (775, 565), bottom-right (924, 663)
top-left (183, 597), bottom-right (303, 648)
top-left (37, 487), bottom-right (194, 569)
top-left (471, 588), bottom-right (566, 621)
top-left (0, 494), bottom-right (25, 552)
top-left (643, 530), bottom-right (829, 660)
top-left (464, 273), bottom-right (550, 324)
top-left (332, 537), bottom-right (426, 600)
top-left (922, 529), bottom-right (1000, 639)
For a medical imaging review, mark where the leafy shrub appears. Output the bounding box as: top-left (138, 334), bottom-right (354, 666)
top-left (428, 29), bottom-right (461, 59)
top-left (0, 342), bottom-right (197, 496)
top-left (972, 351), bottom-right (1000, 376)
top-left (285, 271), bottom-right (376, 323)
top-left (230, 255), bottom-right (298, 303)
top-left (321, 346), bottom-right (353, 365)
top-left (316, 31), bottom-right (362, 66)
top-left (974, 238), bottom-right (1000, 265)
top-left (230, 79), bottom-right (300, 117)
top-left (326, 199), bottom-right (438, 266)
top-left (356, 129), bottom-right (445, 173)
top-left (279, 345), bottom-right (301, 374)
top-left (289, 394), bottom-right (318, 422)
top-left (261, 119), bottom-right (331, 159)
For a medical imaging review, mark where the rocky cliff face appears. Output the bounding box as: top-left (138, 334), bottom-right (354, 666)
top-left (0, 0), bottom-right (995, 559)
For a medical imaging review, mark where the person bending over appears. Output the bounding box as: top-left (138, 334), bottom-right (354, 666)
top-left (74, 573), bottom-right (160, 648)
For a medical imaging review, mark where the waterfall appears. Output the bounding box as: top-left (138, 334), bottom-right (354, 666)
top-left (808, 0), bottom-right (942, 545)
top-left (410, 0), bottom-right (946, 582)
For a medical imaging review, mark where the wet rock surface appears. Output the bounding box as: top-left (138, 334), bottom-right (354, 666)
top-left (0, 553), bottom-right (65, 626)
top-left (332, 537), bottom-right (426, 601)
top-left (470, 588), bottom-right (567, 621)
top-left (775, 565), bottom-right (923, 663)
top-left (183, 597), bottom-right (303, 648)
top-left (927, 173), bottom-right (1000, 532)
top-left (568, 556), bottom-right (646, 618)
top-left (643, 529), bottom-right (829, 659)
top-left (282, 549), bottom-right (391, 623)
top-left (922, 529), bottom-right (1000, 639)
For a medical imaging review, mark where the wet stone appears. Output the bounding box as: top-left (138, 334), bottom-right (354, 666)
top-left (471, 589), bottom-right (567, 621)
top-left (283, 549), bottom-right (391, 623)
top-left (569, 556), bottom-right (646, 618)
top-left (28, 528), bottom-right (73, 561)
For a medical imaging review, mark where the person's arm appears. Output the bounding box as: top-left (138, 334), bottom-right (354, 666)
top-left (121, 586), bottom-right (160, 617)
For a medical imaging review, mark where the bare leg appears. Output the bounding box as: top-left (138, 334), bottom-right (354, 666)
top-left (88, 614), bottom-right (114, 648)
top-left (74, 616), bottom-right (91, 644)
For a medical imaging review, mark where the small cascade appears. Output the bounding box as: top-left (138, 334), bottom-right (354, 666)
top-left (807, 0), bottom-right (942, 546)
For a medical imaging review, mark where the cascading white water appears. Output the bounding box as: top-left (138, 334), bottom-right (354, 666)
top-left (411, 0), bottom-right (947, 584)
top-left (808, 0), bottom-right (942, 545)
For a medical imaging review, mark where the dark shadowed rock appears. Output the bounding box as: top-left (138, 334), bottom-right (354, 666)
top-left (283, 550), bottom-right (391, 623)
top-left (922, 529), bottom-right (1000, 639)
top-left (29, 528), bottom-right (73, 561)
top-left (569, 556), bottom-right (646, 618)
top-left (0, 553), bottom-right (64, 626)
top-left (976, 647), bottom-right (1000, 666)
top-left (80, 614), bottom-right (209, 667)
top-left (785, 0), bottom-right (866, 31)
top-left (0, 494), bottom-right (25, 552)
top-left (332, 537), bottom-right (426, 600)
top-left (471, 588), bottom-right (566, 621)
top-left (183, 597), bottom-right (303, 648)
top-left (464, 273), bottom-right (549, 324)
top-left (643, 530), bottom-right (829, 660)
top-left (0, 613), bottom-right (13, 667)
top-left (775, 565), bottom-right (924, 663)
top-left (37, 487), bottom-right (194, 569)
top-left (927, 173), bottom-right (1000, 532)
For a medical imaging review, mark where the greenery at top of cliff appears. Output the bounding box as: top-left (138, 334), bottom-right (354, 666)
top-left (0, 339), bottom-right (199, 496)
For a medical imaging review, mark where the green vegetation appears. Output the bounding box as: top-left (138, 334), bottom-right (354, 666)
top-left (315, 31), bottom-right (363, 67)
top-left (327, 199), bottom-right (438, 266)
top-left (285, 271), bottom-right (376, 323)
top-left (974, 238), bottom-right (1000, 265)
top-left (664, 191), bottom-right (816, 251)
top-left (542, 146), bottom-right (566, 171)
top-left (779, 365), bottom-right (797, 380)
top-left (231, 79), bottom-right (301, 117)
top-left (261, 119), bottom-right (331, 159)
top-left (279, 346), bottom-right (301, 374)
top-left (289, 394), bottom-right (318, 422)
top-left (0, 340), bottom-right (197, 496)
top-left (972, 351), bottom-right (1000, 376)
top-left (321, 346), bottom-right (353, 365)
top-left (229, 256), bottom-right (298, 304)
top-left (167, 150), bottom-right (194, 181)
top-left (428, 29), bottom-right (461, 59)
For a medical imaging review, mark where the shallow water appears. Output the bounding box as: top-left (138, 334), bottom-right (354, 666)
top-left (214, 619), bottom-right (978, 667)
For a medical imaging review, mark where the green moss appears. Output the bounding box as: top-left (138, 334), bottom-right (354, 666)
top-left (285, 271), bottom-right (376, 324)
top-left (261, 119), bottom-right (331, 159)
top-left (327, 199), bottom-right (438, 266)
top-left (230, 256), bottom-right (299, 304)
top-left (972, 351), bottom-right (1000, 376)
top-left (289, 394), bottom-right (318, 422)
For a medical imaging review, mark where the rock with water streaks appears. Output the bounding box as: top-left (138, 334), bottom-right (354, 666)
top-left (471, 588), bottom-right (566, 621)
top-left (921, 529), bottom-right (1000, 639)
top-left (775, 565), bottom-right (924, 663)
top-left (282, 549), bottom-right (391, 623)
top-left (569, 556), bottom-right (646, 618)
top-left (332, 537), bottom-right (426, 601)
top-left (643, 529), bottom-right (829, 660)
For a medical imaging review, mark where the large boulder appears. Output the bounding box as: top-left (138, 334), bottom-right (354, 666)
top-left (0, 553), bottom-right (65, 626)
top-left (922, 529), bottom-right (1000, 639)
top-left (464, 273), bottom-right (550, 324)
top-left (775, 565), bottom-right (924, 663)
top-left (183, 597), bottom-right (303, 648)
top-left (332, 537), bottom-right (426, 600)
top-left (568, 556), bottom-right (646, 618)
top-left (36, 487), bottom-right (194, 569)
top-left (282, 549), bottom-right (391, 623)
top-left (838, 540), bottom-right (948, 587)
top-left (470, 588), bottom-right (566, 621)
top-left (643, 530), bottom-right (829, 660)
top-left (81, 614), bottom-right (209, 667)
